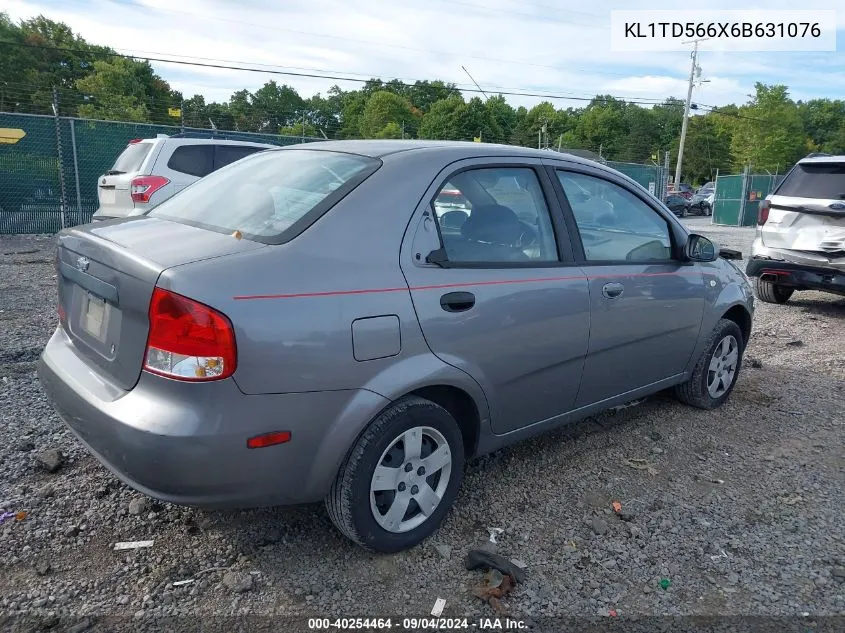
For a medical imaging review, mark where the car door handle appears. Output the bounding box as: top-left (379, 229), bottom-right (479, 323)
top-left (440, 291), bottom-right (475, 312)
top-left (602, 282), bottom-right (624, 299)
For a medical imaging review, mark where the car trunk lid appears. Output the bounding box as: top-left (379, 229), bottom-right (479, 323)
top-left (56, 217), bottom-right (264, 390)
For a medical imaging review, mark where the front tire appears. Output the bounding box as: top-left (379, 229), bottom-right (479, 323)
top-left (755, 277), bottom-right (794, 304)
top-left (675, 318), bottom-right (745, 410)
top-left (325, 396), bottom-right (465, 553)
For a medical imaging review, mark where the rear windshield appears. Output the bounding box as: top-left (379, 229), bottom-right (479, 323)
top-left (110, 142), bottom-right (153, 173)
top-left (776, 162), bottom-right (845, 200)
top-left (147, 149), bottom-right (381, 243)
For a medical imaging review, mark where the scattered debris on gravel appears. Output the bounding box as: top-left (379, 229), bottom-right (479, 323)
top-left (0, 228), bottom-right (843, 624)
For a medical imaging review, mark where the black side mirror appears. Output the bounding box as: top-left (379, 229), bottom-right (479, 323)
top-left (684, 233), bottom-right (717, 262)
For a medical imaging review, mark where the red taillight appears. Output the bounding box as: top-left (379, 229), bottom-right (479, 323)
top-left (758, 199), bottom-right (771, 225)
top-left (130, 176), bottom-right (169, 203)
top-left (144, 288), bottom-right (237, 381)
top-left (128, 138), bottom-right (143, 144)
top-left (247, 431), bottom-right (292, 449)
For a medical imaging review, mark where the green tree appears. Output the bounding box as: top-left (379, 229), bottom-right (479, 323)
top-left (76, 57), bottom-right (153, 122)
top-left (1, 13), bottom-right (115, 115)
top-left (575, 96), bottom-right (628, 158)
top-left (418, 96), bottom-right (464, 139)
top-left (798, 98), bottom-right (845, 153)
top-left (455, 97), bottom-right (503, 142)
top-left (358, 90), bottom-right (419, 138)
top-left (731, 83), bottom-right (806, 172)
top-left (408, 80), bottom-right (458, 113)
top-left (675, 115), bottom-right (732, 184)
top-left (251, 81), bottom-right (304, 132)
top-left (485, 95), bottom-right (517, 143)
top-left (619, 105), bottom-right (658, 163)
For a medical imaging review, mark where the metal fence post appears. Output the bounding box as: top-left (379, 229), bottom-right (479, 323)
top-left (69, 118), bottom-right (82, 222)
top-left (738, 164), bottom-right (749, 227)
top-left (52, 87), bottom-right (67, 229)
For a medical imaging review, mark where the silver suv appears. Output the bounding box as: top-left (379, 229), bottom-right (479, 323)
top-left (92, 135), bottom-right (277, 221)
top-left (747, 154), bottom-right (845, 303)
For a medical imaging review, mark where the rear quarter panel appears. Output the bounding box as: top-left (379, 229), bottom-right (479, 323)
top-left (156, 150), bottom-right (488, 407)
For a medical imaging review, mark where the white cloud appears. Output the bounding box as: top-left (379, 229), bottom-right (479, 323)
top-left (4, 0), bottom-right (843, 110)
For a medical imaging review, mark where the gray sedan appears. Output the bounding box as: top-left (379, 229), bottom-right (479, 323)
top-left (38, 140), bottom-right (754, 552)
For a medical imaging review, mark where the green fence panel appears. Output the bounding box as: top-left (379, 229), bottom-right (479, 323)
top-left (606, 160), bottom-right (664, 196)
top-left (712, 174), bottom-right (745, 226)
top-left (713, 172), bottom-right (783, 227)
top-left (1, 112), bottom-right (323, 234)
top-left (0, 113), bottom-right (63, 234)
top-left (740, 174), bottom-right (782, 227)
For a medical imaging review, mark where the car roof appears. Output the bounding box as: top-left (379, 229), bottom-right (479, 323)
top-left (271, 139), bottom-right (602, 166)
top-left (798, 154), bottom-right (845, 164)
top-left (139, 136), bottom-right (276, 148)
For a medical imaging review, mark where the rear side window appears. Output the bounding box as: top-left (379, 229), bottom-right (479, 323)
top-left (110, 142), bottom-right (152, 173)
top-left (148, 149), bottom-right (381, 244)
top-left (167, 145), bottom-right (214, 177)
top-left (215, 145), bottom-right (266, 169)
top-left (776, 162), bottom-right (845, 199)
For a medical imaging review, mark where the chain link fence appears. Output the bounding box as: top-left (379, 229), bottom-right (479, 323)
top-left (0, 112), bottom-right (322, 234)
top-left (1, 111), bottom-right (672, 234)
top-left (605, 160), bottom-right (669, 199)
top-left (712, 170), bottom-right (783, 227)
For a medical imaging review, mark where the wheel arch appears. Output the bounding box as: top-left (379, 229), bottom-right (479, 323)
top-left (721, 303), bottom-right (752, 346)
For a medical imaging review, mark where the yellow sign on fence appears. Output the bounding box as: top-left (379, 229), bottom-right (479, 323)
top-left (0, 128), bottom-right (26, 144)
top-left (168, 108), bottom-right (182, 118)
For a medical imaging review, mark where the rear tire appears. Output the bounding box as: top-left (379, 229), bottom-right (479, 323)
top-left (675, 318), bottom-right (745, 410)
top-left (755, 277), bottom-right (794, 304)
top-left (325, 396), bottom-right (465, 553)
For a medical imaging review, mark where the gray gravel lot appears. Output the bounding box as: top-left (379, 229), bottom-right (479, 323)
top-left (0, 219), bottom-right (843, 629)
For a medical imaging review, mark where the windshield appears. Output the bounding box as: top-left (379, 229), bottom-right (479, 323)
top-left (148, 149), bottom-right (381, 243)
top-left (776, 162), bottom-right (845, 200)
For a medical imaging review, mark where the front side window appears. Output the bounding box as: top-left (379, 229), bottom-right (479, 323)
top-left (432, 167), bottom-right (558, 264)
top-left (148, 149), bottom-right (380, 243)
top-left (558, 171), bottom-right (673, 262)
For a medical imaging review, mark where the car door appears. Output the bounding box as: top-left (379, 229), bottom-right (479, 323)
top-left (400, 158), bottom-right (591, 435)
top-left (549, 164), bottom-right (707, 407)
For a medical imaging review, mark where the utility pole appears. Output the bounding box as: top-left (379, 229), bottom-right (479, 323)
top-left (674, 38), bottom-right (707, 189)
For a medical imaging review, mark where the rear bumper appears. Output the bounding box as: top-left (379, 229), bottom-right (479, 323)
top-left (38, 327), bottom-right (388, 509)
top-left (747, 240), bottom-right (845, 296)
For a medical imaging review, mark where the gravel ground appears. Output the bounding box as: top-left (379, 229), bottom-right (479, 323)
top-left (0, 222), bottom-right (843, 631)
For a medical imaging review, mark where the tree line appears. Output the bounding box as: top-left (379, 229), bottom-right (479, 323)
top-left (2, 13), bottom-right (844, 184)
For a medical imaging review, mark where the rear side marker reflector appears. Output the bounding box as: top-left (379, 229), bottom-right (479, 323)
top-left (247, 431), bottom-right (291, 449)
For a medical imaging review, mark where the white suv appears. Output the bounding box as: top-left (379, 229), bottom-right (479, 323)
top-left (92, 135), bottom-right (277, 221)
top-left (747, 154), bottom-right (845, 303)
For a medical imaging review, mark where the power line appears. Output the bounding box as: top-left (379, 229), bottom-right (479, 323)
top-left (88, 0), bottom-right (633, 78)
top-left (0, 41), bottom-right (680, 106)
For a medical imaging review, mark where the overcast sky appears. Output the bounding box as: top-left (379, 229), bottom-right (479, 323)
top-left (6, 0), bottom-right (845, 109)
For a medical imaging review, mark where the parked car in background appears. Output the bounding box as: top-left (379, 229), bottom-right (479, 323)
top-left (747, 154), bottom-right (845, 303)
top-left (664, 193), bottom-right (689, 217)
top-left (92, 135), bottom-right (277, 221)
top-left (669, 183), bottom-right (694, 200)
top-left (39, 140), bottom-right (754, 553)
top-left (687, 189), bottom-right (714, 216)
